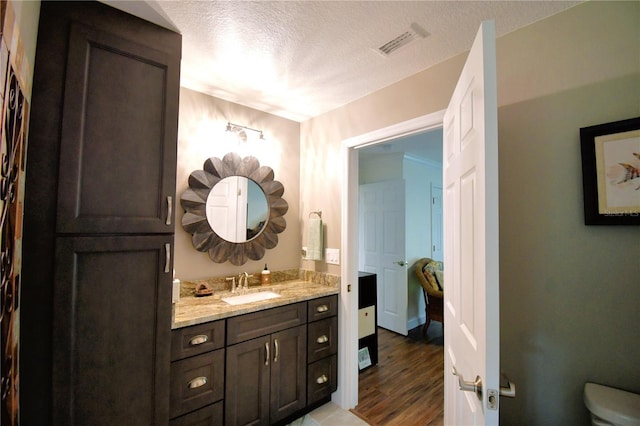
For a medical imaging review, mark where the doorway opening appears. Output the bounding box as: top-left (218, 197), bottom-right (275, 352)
top-left (352, 128), bottom-right (445, 424)
top-left (337, 110), bottom-right (445, 414)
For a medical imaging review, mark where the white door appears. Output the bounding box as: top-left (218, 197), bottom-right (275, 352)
top-left (443, 21), bottom-right (500, 425)
top-left (359, 180), bottom-right (408, 335)
top-left (206, 176), bottom-right (248, 242)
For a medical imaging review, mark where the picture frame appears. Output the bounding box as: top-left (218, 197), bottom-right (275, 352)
top-left (580, 117), bottom-right (640, 225)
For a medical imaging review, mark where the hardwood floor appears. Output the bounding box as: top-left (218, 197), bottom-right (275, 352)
top-left (351, 323), bottom-right (444, 426)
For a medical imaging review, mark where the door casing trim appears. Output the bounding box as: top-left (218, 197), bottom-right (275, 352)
top-left (334, 109), bottom-right (445, 409)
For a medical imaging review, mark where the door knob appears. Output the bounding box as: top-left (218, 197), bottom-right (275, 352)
top-left (395, 261), bottom-right (407, 266)
top-left (452, 366), bottom-right (482, 400)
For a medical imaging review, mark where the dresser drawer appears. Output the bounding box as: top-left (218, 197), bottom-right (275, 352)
top-left (170, 349), bottom-right (224, 418)
top-left (307, 355), bottom-right (337, 405)
top-left (169, 401), bottom-right (223, 425)
top-left (227, 302), bottom-right (306, 345)
top-left (171, 320), bottom-right (225, 361)
top-left (307, 316), bottom-right (338, 363)
top-left (308, 295), bottom-right (338, 323)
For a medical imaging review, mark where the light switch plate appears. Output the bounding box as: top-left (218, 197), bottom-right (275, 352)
top-left (325, 248), bottom-right (340, 265)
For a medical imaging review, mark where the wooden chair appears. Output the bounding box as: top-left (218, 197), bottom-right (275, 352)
top-left (414, 258), bottom-right (444, 336)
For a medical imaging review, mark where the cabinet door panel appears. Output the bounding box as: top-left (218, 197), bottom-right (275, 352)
top-left (270, 325), bottom-right (307, 424)
top-left (225, 338), bottom-right (270, 426)
top-left (56, 22), bottom-right (179, 234)
top-left (52, 236), bottom-right (172, 425)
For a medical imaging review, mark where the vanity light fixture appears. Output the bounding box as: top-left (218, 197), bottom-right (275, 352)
top-left (226, 122), bottom-right (265, 142)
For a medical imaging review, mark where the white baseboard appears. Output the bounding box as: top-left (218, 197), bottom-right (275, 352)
top-left (407, 314), bottom-right (426, 331)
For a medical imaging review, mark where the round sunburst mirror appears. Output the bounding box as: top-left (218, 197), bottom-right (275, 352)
top-left (180, 152), bottom-right (288, 266)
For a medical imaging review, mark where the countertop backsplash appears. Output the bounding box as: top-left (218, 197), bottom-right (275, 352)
top-left (180, 268), bottom-right (340, 298)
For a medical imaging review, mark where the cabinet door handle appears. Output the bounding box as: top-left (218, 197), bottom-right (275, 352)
top-left (316, 374), bottom-right (328, 384)
top-left (274, 339), bottom-right (279, 363)
top-left (316, 304), bottom-right (329, 313)
top-left (187, 376), bottom-right (207, 389)
top-left (265, 341), bottom-right (270, 366)
top-left (166, 196), bottom-right (173, 225)
top-left (316, 335), bottom-right (329, 344)
top-left (164, 243), bottom-right (171, 273)
top-left (189, 335), bottom-right (208, 346)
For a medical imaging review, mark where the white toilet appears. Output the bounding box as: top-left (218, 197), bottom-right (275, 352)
top-left (584, 382), bottom-right (640, 426)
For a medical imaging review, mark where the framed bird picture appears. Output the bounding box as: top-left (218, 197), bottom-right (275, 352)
top-left (580, 117), bottom-right (640, 225)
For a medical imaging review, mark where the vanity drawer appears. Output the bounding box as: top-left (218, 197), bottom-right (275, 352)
top-left (171, 320), bottom-right (225, 361)
top-left (170, 349), bottom-right (225, 418)
top-left (307, 355), bottom-right (338, 405)
top-left (307, 316), bottom-right (338, 363)
top-left (227, 302), bottom-right (306, 345)
top-left (169, 401), bottom-right (223, 426)
top-left (308, 295), bottom-right (338, 323)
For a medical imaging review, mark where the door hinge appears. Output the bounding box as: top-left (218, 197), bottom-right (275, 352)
top-left (347, 284), bottom-right (351, 292)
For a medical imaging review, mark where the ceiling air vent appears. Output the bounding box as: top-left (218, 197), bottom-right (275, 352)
top-left (376, 23), bottom-right (429, 57)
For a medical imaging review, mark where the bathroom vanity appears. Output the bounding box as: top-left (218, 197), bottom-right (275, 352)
top-left (170, 281), bottom-right (339, 425)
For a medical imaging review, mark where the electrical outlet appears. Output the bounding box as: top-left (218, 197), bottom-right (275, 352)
top-left (325, 248), bottom-right (340, 265)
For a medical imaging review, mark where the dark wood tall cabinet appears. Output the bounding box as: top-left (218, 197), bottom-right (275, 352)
top-left (21, 2), bottom-right (181, 424)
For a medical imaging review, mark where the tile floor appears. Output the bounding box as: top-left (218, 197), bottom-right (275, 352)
top-left (288, 402), bottom-right (369, 426)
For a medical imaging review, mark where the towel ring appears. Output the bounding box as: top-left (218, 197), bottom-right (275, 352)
top-left (309, 211), bottom-right (322, 219)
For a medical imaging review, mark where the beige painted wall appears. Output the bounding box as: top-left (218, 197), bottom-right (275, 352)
top-left (174, 88), bottom-right (301, 281)
top-left (499, 73), bottom-right (639, 425)
top-left (300, 1), bottom-right (639, 424)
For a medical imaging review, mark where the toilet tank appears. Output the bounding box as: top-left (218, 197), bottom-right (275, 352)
top-left (584, 383), bottom-right (640, 426)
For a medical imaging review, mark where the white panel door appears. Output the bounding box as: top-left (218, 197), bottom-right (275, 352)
top-left (443, 21), bottom-right (500, 425)
top-left (359, 180), bottom-right (408, 336)
top-left (206, 176), bottom-right (248, 242)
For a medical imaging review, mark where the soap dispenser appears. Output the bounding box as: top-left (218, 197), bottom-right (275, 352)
top-left (261, 264), bottom-right (271, 285)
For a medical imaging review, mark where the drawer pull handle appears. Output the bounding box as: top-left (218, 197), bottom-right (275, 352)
top-left (265, 342), bottom-right (270, 366)
top-left (189, 335), bottom-right (208, 346)
top-left (187, 376), bottom-right (207, 389)
top-left (274, 339), bottom-right (279, 363)
top-left (316, 335), bottom-right (329, 344)
top-left (164, 243), bottom-right (171, 273)
top-left (166, 195), bottom-right (173, 225)
top-left (316, 304), bottom-right (329, 313)
top-left (316, 374), bottom-right (328, 384)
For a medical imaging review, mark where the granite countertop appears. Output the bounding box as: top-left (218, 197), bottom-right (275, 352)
top-left (172, 280), bottom-right (340, 329)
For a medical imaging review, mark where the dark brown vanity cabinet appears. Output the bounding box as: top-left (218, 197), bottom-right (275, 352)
top-left (170, 321), bottom-right (226, 425)
top-left (306, 295), bottom-right (339, 405)
top-left (21, 2), bottom-right (181, 425)
top-left (169, 295), bottom-right (339, 425)
top-left (225, 303), bottom-right (307, 426)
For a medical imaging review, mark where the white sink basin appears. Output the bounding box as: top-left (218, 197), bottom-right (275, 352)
top-left (221, 291), bottom-right (281, 305)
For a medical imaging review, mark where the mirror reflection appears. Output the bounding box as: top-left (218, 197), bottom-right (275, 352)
top-left (206, 176), bottom-right (268, 243)
top-left (180, 152), bottom-right (288, 266)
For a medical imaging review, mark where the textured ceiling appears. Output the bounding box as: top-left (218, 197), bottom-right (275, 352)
top-left (108, 1), bottom-right (581, 122)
